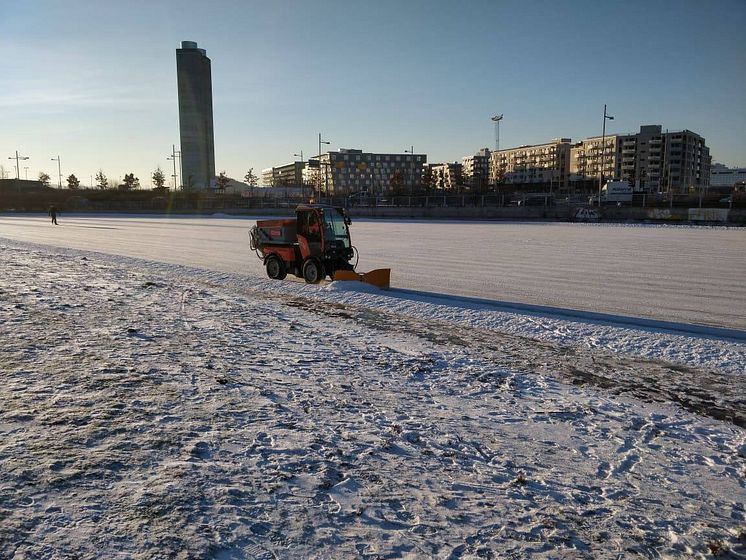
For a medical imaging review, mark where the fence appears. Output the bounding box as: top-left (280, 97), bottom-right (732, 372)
top-left (1, 188), bottom-right (743, 213)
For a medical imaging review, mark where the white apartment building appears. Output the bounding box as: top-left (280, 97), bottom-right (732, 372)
top-left (261, 162), bottom-right (305, 187)
top-left (462, 148), bottom-right (491, 190)
top-left (428, 162), bottom-right (463, 190)
top-left (570, 136), bottom-right (619, 185)
top-left (491, 139), bottom-right (572, 190)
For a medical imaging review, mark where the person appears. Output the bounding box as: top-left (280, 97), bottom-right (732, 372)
top-left (48, 205), bottom-right (59, 225)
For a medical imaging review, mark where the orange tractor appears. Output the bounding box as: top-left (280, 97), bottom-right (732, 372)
top-left (249, 204), bottom-right (390, 288)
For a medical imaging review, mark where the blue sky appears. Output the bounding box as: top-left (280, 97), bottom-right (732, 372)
top-left (2, 0), bottom-right (745, 186)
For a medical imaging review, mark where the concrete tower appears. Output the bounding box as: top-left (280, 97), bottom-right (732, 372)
top-left (176, 41), bottom-right (215, 190)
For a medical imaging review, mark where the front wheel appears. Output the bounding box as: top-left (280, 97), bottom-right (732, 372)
top-left (266, 255), bottom-right (287, 280)
top-left (302, 258), bottom-right (323, 284)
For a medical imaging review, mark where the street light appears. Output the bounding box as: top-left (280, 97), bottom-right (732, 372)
top-left (8, 151), bottom-right (30, 188)
top-left (404, 146), bottom-right (415, 195)
top-left (491, 114), bottom-right (503, 152)
top-left (23, 166), bottom-right (28, 180)
top-left (597, 104), bottom-right (614, 206)
top-left (294, 151), bottom-right (305, 196)
top-left (167, 144), bottom-right (181, 190)
top-left (51, 155), bottom-right (62, 188)
top-left (318, 133), bottom-right (330, 200)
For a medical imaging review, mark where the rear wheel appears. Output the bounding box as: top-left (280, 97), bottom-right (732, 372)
top-left (266, 255), bottom-right (287, 280)
top-left (302, 258), bottom-right (323, 284)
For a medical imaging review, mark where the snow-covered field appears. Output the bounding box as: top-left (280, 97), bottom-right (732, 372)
top-left (1, 238), bottom-right (744, 558)
top-left (1, 214), bottom-right (745, 330)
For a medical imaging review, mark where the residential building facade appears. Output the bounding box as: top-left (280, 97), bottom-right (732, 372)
top-left (261, 162), bottom-right (305, 187)
top-left (462, 148), bottom-right (491, 190)
top-left (176, 41), bottom-right (215, 190)
top-left (570, 125), bottom-right (710, 193)
top-left (491, 139), bottom-right (572, 191)
top-left (310, 149), bottom-right (426, 196)
top-left (428, 163), bottom-right (463, 190)
top-left (570, 136), bottom-right (619, 187)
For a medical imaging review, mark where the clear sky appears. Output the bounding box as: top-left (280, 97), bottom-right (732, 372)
top-left (2, 0), bottom-right (745, 187)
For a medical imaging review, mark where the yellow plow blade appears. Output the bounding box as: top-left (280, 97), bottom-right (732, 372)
top-left (333, 268), bottom-right (391, 289)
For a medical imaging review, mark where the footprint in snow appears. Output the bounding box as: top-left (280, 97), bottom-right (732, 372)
top-left (253, 432), bottom-right (274, 448)
top-left (191, 441), bottom-right (212, 460)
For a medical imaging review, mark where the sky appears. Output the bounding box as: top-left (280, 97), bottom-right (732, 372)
top-left (1, 0), bottom-right (745, 187)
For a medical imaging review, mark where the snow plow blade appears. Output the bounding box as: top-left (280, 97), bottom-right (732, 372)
top-left (333, 268), bottom-right (391, 289)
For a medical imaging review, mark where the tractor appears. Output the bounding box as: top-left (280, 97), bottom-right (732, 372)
top-left (249, 204), bottom-right (390, 288)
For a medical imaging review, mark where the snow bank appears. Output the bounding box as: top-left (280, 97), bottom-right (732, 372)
top-left (1, 240), bottom-right (745, 558)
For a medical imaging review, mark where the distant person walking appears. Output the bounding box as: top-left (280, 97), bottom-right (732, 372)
top-left (48, 206), bottom-right (59, 225)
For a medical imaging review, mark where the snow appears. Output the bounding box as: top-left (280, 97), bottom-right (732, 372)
top-left (1, 214), bottom-right (745, 330)
top-left (1, 237), bottom-right (745, 558)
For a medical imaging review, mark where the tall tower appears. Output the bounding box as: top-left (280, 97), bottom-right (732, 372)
top-left (176, 41), bottom-right (215, 190)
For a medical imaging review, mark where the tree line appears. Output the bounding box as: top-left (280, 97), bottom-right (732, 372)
top-left (33, 167), bottom-right (260, 192)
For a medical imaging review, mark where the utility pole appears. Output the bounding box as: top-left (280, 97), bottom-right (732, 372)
top-left (598, 104), bottom-right (614, 206)
top-left (51, 155), bottom-right (62, 188)
top-left (491, 114), bottom-right (503, 152)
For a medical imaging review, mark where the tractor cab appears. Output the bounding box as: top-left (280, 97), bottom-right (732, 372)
top-left (296, 205), bottom-right (351, 255)
top-left (294, 205), bottom-right (355, 282)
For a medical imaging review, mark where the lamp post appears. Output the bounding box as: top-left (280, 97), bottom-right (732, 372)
top-left (51, 155), bottom-right (62, 188)
top-left (23, 166), bottom-right (28, 180)
top-left (491, 114), bottom-right (503, 152)
top-left (597, 104), bottom-right (614, 206)
top-left (404, 146), bottom-right (415, 195)
top-left (318, 133), bottom-right (330, 200)
top-left (8, 151), bottom-right (29, 179)
top-left (167, 144), bottom-right (180, 190)
top-left (294, 151), bottom-right (305, 198)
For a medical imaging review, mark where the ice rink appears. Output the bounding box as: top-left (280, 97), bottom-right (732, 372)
top-left (1, 213), bottom-right (744, 330)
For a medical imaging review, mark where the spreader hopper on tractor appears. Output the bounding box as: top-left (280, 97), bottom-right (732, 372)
top-left (249, 204), bottom-right (390, 289)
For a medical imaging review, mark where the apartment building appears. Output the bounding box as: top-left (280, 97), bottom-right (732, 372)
top-left (570, 136), bottom-right (619, 187)
top-left (427, 163), bottom-right (463, 190)
top-left (462, 148), bottom-right (491, 190)
top-left (571, 125), bottom-right (710, 193)
top-left (309, 149), bottom-right (426, 196)
top-left (261, 161), bottom-right (305, 187)
top-left (491, 139), bottom-right (572, 190)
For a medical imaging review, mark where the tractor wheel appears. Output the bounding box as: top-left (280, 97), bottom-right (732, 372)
top-left (266, 256), bottom-right (287, 280)
top-left (302, 258), bottom-right (323, 284)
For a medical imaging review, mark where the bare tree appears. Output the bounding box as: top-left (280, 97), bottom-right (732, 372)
top-left (216, 171), bottom-right (230, 193)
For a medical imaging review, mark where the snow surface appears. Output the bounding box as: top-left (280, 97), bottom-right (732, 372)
top-left (1, 214), bottom-right (745, 330)
top-left (1, 239), bottom-right (745, 558)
